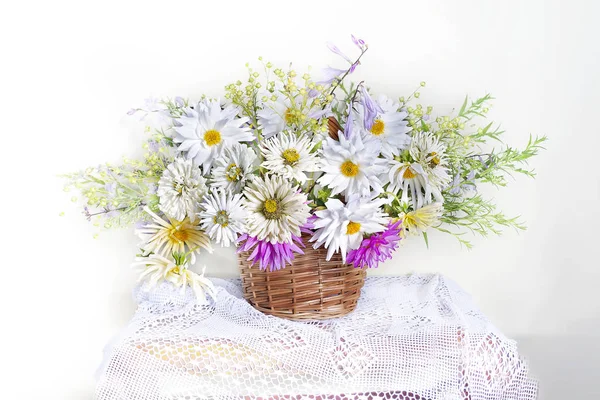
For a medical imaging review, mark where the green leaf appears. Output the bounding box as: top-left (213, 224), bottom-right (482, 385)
top-left (458, 95), bottom-right (469, 116)
top-left (423, 231), bottom-right (429, 249)
top-left (317, 187), bottom-right (332, 203)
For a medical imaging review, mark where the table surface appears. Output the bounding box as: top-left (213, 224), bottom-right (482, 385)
top-left (95, 275), bottom-right (537, 400)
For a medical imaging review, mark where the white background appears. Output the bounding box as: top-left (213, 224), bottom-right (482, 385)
top-left (2, 0), bottom-right (599, 398)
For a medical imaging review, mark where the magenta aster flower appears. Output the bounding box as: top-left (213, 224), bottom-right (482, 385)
top-left (237, 216), bottom-right (317, 271)
top-left (347, 220), bottom-right (402, 269)
top-left (236, 234), bottom-right (305, 271)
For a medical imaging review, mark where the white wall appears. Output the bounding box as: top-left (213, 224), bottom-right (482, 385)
top-left (3, 0), bottom-right (599, 398)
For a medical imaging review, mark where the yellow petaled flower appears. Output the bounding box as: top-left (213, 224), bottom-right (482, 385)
top-left (400, 203), bottom-right (443, 237)
top-left (136, 207), bottom-right (213, 262)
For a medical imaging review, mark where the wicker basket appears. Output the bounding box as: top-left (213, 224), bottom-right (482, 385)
top-left (238, 235), bottom-right (366, 320)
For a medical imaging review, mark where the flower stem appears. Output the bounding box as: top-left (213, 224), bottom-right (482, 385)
top-left (328, 47), bottom-right (369, 97)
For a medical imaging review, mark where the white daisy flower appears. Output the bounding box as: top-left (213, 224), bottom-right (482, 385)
top-left (257, 94), bottom-right (327, 139)
top-left (157, 158), bottom-right (207, 222)
top-left (136, 207), bottom-right (212, 262)
top-left (310, 195), bottom-right (389, 262)
top-left (387, 160), bottom-right (431, 210)
top-left (257, 95), bottom-right (290, 139)
top-left (174, 98), bottom-right (254, 171)
top-left (199, 190), bottom-right (247, 247)
top-left (243, 174), bottom-right (310, 243)
top-left (359, 94), bottom-right (411, 158)
top-left (409, 132), bottom-right (452, 202)
top-left (261, 131), bottom-right (320, 183)
top-left (132, 254), bottom-right (216, 303)
top-left (318, 134), bottom-right (387, 197)
top-left (210, 143), bottom-right (258, 193)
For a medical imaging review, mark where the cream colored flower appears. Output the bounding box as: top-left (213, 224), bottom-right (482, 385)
top-left (136, 207), bottom-right (212, 262)
top-left (243, 174), bottom-right (310, 243)
top-left (400, 202), bottom-right (443, 238)
top-left (132, 254), bottom-right (216, 303)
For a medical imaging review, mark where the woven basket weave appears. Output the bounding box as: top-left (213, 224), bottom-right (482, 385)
top-left (238, 235), bottom-right (366, 320)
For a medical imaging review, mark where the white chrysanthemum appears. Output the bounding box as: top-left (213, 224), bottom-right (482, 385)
top-left (388, 160), bottom-right (430, 210)
top-left (132, 254), bottom-right (216, 303)
top-left (409, 132), bottom-right (452, 202)
top-left (261, 132), bottom-right (319, 183)
top-left (157, 158), bottom-right (207, 222)
top-left (359, 94), bottom-right (412, 158)
top-left (400, 202), bottom-right (443, 238)
top-left (257, 95), bottom-right (327, 139)
top-left (174, 99), bottom-right (254, 171)
top-left (318, 134), bottom-right (387, 197)
top-left (136, 207), bottom-right (212, 262)
top-left (257, 96), bottom-right (290, 139)
top-left (199, 190), bottom-right (247, 247)
top-left (243, 174), bottom-right (310, 243)
top-left (210, 143), bottom-right (257, 193)
top-left (311, 195), bottom-right (389, 262)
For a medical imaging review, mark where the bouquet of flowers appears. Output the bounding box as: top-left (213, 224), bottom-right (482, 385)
top-left (62, 36), bottom-right (545, 299)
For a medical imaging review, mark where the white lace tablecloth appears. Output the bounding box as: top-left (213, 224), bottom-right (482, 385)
top-left (95, 275), bottom-right (537, 400)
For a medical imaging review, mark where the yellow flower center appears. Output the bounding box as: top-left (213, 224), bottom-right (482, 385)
top-left (346, 221), bottom-right (361, 235)
top-left (370, 119), bottom-right (385, 135)
top-left (263, 199), bottom-right (280, 219)
top-left (204, 129), bottom-right (222, 147)
top-left (282, 148), bottom-right (300, 165)
top-left (428, 152), bottom-right (440, 167)
top-left (213, 210), bottom-right (230, 227)
top-left (226, 163), bottom-right (242, 181)
top-left (284, 108), bottom-right (299, 124)
top-left (403, 166), bottom-right (417, 179)
top-left (171, 227), bottom-right (190, 243)
top-left (340, 160), bottom-right (359, 177)
top-left (402, 213), bottom-right (416, 230)
top-left (173, 182), bottom-right (184, 194)
top-left (171, 266), bottom-right (182, 275)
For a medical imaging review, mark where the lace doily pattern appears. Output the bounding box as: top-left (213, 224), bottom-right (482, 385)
top-left (96, 275), bottom-right (537, 400)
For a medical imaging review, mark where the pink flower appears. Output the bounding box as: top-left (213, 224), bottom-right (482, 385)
top-left (347, 221), bottom-right (402, 269)
top-left (237, 217), bottom-right (317, 271)
top-left (236, 234), bottom-right (305, 271)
